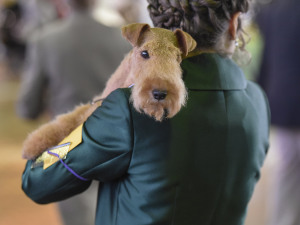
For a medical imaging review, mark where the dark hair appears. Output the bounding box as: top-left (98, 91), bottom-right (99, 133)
top-left (147, 0), bottom-right (250, 52)
top-left (69, 0), bottom-right (93, 10)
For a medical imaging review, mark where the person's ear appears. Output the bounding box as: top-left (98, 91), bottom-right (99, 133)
top-left (229, 12), bottom-right (241, 40)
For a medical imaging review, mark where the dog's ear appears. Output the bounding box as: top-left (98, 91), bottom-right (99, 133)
top-left (122, 23), bottom-right (151, 47)
top-left (174, 29), bottom-right (197, 57)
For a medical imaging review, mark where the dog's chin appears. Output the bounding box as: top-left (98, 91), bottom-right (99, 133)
top-left (131, 91), bottom-right (185, 121)
top-left (144, 104), bottom-right (167, 121)
top-left (130, 77), bottom-right (187, 121)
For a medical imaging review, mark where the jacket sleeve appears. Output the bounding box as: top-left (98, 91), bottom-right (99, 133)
top-left (22, 89), bottom-right (133, 204)
top-left (17, 37), bottom-right (47, 119)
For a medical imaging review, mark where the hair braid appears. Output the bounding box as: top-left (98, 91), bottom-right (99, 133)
top-left (147, 0), bottom-right (250, 53)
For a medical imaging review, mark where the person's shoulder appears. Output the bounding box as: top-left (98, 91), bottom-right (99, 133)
top-left (246, 80), bottom-right (265, 95)
top-left (85, 17), bottom-right (125, 37)
top-left (29, 20), bottom-right (68, 44)
top-left (245, 80), bottom-right (270, 110)
top-left (89, 88), bottom-right (132, 128)
top-left (97, 89), bottom-right (131, 111)
top-left (92, 21), bottom-right (123, 38)
top-left (78, 16), bottom-right (131, 50)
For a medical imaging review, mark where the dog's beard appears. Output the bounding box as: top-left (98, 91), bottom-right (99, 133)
top-left (130, 77), bottom-right (187, 121)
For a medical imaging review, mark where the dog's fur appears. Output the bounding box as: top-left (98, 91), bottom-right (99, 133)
top-left (22, 23), bottom-right (197, 160)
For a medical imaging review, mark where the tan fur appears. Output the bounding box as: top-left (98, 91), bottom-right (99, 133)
top-left (22, 23), bottom-right (197, 160)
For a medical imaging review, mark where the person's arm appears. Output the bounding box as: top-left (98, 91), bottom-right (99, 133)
top-left (22, 89), bottom-right (133, 204)
top-left (17, 36), bottom-right (47, 119)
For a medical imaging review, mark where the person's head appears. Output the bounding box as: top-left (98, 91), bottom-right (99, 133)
top-left (147, 0), bottom-right (250, 56)
top-left (67, 0), bottom-right (95, 11)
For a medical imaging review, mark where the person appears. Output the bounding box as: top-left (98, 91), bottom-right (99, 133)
top-left (17, 0), bottom-right (130, 119)
top-left (0, 0), bottom-right (26, 75)
top-left (17, 0), bottom-right (130, 224)
top-left (255, 1), bottom-right (300, 224)
top-left (21, 0), bottom-right (270, 225)
top-left (18, 0), bottom-right (65, 42)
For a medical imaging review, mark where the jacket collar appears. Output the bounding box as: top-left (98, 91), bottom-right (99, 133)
top-left (181, 53), bottom-right (247, 90)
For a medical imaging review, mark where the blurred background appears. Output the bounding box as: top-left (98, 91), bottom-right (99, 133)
top-left (0, 0), bottom-right (297, 225)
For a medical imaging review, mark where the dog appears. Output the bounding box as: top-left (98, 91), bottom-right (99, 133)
top-left (22, 23), bottom-right (197, 160)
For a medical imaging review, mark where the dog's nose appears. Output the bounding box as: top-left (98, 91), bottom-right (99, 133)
top-left (152, 90), bottom-right (167, 101)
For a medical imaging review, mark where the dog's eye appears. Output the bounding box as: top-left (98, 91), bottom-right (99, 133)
top-left (141, 50), bottom-right (150, 59)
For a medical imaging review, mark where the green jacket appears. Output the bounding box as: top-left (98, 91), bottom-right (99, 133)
top-left (22, 54), bottom-right (270, 225)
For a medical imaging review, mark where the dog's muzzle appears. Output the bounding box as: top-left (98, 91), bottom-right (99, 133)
top-left (152, 89), bottom-right (167, 101)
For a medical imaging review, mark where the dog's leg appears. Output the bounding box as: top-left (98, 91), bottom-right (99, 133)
top-left (22, 103), bottom-right (100, 160)
top-left (22, 53), bottom-right (133, 160)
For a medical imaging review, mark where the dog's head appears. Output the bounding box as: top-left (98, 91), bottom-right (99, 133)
top-left (122, 23), bottom-right (197, 121)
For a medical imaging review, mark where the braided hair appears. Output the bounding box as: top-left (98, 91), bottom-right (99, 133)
top-left (147, 0), bottom-right (250, 54)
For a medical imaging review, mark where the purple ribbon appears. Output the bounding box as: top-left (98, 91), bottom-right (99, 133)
top-left (47, 150), bottom-right (89, 181)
